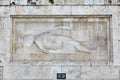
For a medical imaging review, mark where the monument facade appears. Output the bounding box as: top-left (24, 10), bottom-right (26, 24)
top-left (0, 0), bottom-right (120, 80)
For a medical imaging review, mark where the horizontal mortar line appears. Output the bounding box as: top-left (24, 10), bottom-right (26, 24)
top-left (0, 4), bottom-right (120, 6)
top-left (10, 15), bottom-right (112, 18)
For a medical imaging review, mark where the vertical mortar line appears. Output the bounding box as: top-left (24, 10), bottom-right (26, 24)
top-left (118, 66), bottom-right (120, 80)
top-left (61, 65), bottom-right (62, 73)
top-left (110, 16), bottom-right (113, 63)
top-left (88, 17), bottom-right (92, 67)
top-left (80, 66), bottom-right (81, 79)
top-left (11, 17), bottom-right (14, 62)
top-left (93, 0), bottom-right (95, 5)
top-left (61, 64), bottom-right (62, 73)
top-left (63, 0), bottom-right (65, 5)
top-left (107, 16), bottom-right (111, 66)
top-left (11, 17), bottom-right (15, 62)
top-left (119, 66), bottom-right (120, 80)
top-left (70, 6), bottom-right (72, 16)
top-left (108, 17), bottom-right (112, 65)
top-left (95, 17), bottom-right (98, 65)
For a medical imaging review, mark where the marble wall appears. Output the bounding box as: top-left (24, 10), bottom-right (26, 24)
top-left (0, 0), bottom-right (120, 80)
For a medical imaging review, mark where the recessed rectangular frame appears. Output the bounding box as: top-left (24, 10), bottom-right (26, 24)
top-left (10, 15), bottom-right (112, 63)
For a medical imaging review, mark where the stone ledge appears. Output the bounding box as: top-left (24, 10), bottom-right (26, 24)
top-left (3, 66), bottom-right (120, 80)
top-left (0, 0), bottom-right (120, 6)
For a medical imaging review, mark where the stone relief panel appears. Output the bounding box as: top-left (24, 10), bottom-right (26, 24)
top-left (11, 16), bottom-right (110, 62)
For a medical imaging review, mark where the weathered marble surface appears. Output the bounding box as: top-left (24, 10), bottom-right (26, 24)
top-left (0, 0), bottom-right (120, 80)
top-left (3, 66), bottom-right (120, 80)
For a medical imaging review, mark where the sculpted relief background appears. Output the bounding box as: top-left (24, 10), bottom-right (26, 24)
top-left (12, 17), bottom-right (110, 62)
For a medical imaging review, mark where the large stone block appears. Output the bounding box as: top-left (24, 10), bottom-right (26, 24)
top-left (81, 67), bottom-right (119, 79)
top-left (61, 66), bottom-right (81, 79)
top-left (4, 65), bottom-right (62, 80)
top-left (81, 67), bottom-right (101, 79)
top-left (100, 67), bottom-right (119, 79)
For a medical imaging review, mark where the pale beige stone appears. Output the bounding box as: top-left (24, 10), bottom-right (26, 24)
top-left (0, 0), bottom-right (120, 80)
top-left (100, 67), bottom-right (119, 79)
top-left (11, 17), bottom-right (109, 62)
top-left (50, 66), bottom-right (61, 79)
top-left (81, 67), bottom-right (101, 79)
top-left (62, 66), bottom-right (81, 79)
top-left (81, 67), bottom-right (119, 79)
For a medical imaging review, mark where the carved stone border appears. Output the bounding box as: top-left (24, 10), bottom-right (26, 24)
top-left (10, 15), bottom-right (112, 65)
